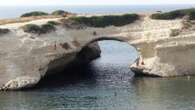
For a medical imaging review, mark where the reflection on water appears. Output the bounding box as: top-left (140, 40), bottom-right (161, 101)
top-left (133, 77), bottom-right (195, 110)
top-left (0, 41), bottom-right (195, 110)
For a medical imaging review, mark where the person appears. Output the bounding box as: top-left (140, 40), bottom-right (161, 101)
top-left (93, 31), bottom-right (97, 36)
top-left (136, 49), bottom-right (144, 66)
top-left (140, 55), bottom-right (145, 65)
top-left (54, 41), bottom-right (57, 50)
top-left (136, 56), bottom-right (140, 66)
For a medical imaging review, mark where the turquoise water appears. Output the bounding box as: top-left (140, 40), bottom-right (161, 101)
top-left (0, 41), bottom-right (195, 110)
top-left (1, 4), bottom-right (195, 19)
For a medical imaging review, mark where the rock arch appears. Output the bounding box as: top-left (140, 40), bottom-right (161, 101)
top-left (77, 36), bottom-right (139, 64)
top-left (84, 36), bottom-right (128, 47)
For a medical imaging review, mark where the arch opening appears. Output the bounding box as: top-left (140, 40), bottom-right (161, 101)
top-left (77, 36), bottom-right (139, 65)
top-left (37, 38), bottom-right (140, 89)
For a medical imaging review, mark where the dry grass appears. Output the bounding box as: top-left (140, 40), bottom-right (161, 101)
top-left (0, 15), bottom-right (62, 25)
top-left (170, 29), bottom-right (180, 37)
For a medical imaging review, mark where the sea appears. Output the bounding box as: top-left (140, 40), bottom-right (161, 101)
top-left (0, 4), bottom-right (195, 19)
top-left (1, 5), bottom-right (195, 110)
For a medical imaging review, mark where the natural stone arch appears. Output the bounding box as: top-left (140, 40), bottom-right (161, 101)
top-left (84, 36), bottom-right (127, 47)
top-left (77, 36), bottom-right (139, 64)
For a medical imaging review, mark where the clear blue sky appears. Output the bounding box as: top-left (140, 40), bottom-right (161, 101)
top-left (1, 0), bottom-right (195, 6)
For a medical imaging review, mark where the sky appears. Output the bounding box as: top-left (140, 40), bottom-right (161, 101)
top-left (0, 0), bottom-right (195, 6)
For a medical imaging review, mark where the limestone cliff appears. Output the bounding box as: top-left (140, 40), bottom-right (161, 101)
top-left (1, 13), bottom-right (195, 90)
top-left (129, 16), bottom-right (195, 77)
top-left (0, 19), bottom-right (103, 90)
top-left (0, 14), bottom-right (130, 90)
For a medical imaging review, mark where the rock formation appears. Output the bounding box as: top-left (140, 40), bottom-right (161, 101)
top-left (0, 19), bottom-right (103, 90)
top-left (0, 13), bottom-right (131, 90)
top-left (0, 12), bottom-right (195, 90)
top-left (129, 16), bottom-right (195, 77)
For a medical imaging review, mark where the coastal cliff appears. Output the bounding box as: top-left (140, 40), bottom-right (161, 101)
top-left (0, 13), bottom-right (137, 90)
top-left (1, 10), bottom-right (195, 90)
top-left (0, 18), bottom-right (103, 90)
top-left (0, 29), bottom-right (103, 90)
top-left (129, 16), bottom-right (195, 77)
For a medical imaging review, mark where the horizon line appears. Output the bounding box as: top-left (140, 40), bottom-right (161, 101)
top-left (1, 3), bottom-right (195, 6)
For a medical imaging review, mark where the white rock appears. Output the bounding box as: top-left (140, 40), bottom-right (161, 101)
top-left (1, 14), bottom-right (194, 90)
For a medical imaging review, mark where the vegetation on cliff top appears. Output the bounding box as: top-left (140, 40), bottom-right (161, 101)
top-left (41, 23), bottom-right (56, 33)
top-left (150, 8), bottom-right (195, 20)
top-left (22, 22), bottom-right (56, 34)
top-left (0, 28), bottom-right (10, 35)
top-left (51, 10), bottom-right (67, 16)
top-left (69, 14), bottom-right (139, 27)
top-left (21, 10), bottom-right (70, 17)
top-left (47, 21), bottom-right (60, 25)
top-left (60, 19), bottom-right (87, 30)
top-left (22, 24), bottom-right (41, 34)
top-left (21, 11), bottom-right (49, 17)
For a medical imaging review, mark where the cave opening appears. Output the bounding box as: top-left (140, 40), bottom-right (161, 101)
top-left (35, 40), bottom-right (138, 90)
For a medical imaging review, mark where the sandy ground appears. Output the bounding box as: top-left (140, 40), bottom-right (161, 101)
top-left (0, 17), bottom-right (62, 29)
top-left (0, 15), bottom-right (63, 25)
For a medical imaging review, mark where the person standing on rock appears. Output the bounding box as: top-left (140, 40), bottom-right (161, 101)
top-left (54, 41), bottom-right (57, 50)
top-left (93, 31), bottom-right (97, 36)
top-left (136, 49), bottom-right (144, 67)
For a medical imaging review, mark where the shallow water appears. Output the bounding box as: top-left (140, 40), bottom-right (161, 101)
top-left (0, 41), bottom-right (195, 110)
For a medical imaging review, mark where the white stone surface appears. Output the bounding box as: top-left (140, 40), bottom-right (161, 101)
top-left (0, 14), bottom-right (194, 90)
top-left (0, 17), bottom-right (123, 90)
top-left (129, 16), bottom-right (195, 77)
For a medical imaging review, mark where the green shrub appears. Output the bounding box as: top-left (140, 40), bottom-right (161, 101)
top-left (0, 28), bottom-right (10, 35)
top-left (21, 11), bottom-right (48, 17)
top-left (22, 24), bottom-right (42, 34)
top-left (51, 10), bottom-right (66, 16)
top-left (22, 23), bottom-right (56, 34)
top-left (60, 19), bottom-right (87, 30)
top-left (151, 8), bottom-right (195, 20)
top-left (41, 23), bottom-right (56, 33)
top-left (189, 11), bottom-right (195, 20)
top-left (47, 21), bottom-right (60, 25)
top-left (69, 14), bottom-right (139, 27)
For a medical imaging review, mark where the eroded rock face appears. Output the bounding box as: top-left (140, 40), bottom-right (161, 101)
top-left (0, 26), bottom-right (103, 90)
top-left (128, 16), bottom-right (195, 77)
top-left (0, 14), bottom-right (125, 90)
top-left (1, 13), bottom-right (195, 90)
top-left (77, 43), bottom-right (101, 63)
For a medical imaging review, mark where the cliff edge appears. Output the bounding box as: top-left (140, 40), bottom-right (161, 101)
top-left (1, 11), bottom-right (195, 90)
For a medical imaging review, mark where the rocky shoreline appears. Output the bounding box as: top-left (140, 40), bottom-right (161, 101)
top-left (1, 9), bottom-right (195, 90)
top-left (0, 42), bottom-right (101, 91)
